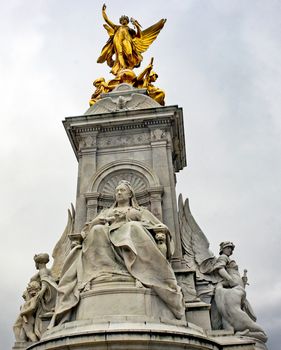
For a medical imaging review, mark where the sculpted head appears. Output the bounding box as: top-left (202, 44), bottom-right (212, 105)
top-left (27, 280), bottom-right (41, 297)
top-left (115, 180), bottom-right (133, 205)
top-left (34, 253), bottom-right (49, 269)
top-left (149, 71), bottom-right (158, 82)
top-left (111, 180), bottom-right (140, 208)
top-left (119, 15), bottom-right (129, 25)
top-left (219, 241), bottom-right (235, 256)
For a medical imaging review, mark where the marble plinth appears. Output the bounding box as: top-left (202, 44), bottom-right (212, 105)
top-left (75, 281), bottom-right (180, 323)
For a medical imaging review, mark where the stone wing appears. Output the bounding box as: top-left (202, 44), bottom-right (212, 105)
top-left (178, 194), bottom-right (216, 277)
top-left (51, 204), bottom-right (75, 281)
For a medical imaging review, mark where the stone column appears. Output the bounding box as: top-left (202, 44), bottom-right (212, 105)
top-left (149, 126), bottom-right (182, 265)
top-left (147, 186), bottom-right (164, 221)
top-left (85, 192), bottom-right (100, 221)
top-left (74, 132), bottom-right (98, 232)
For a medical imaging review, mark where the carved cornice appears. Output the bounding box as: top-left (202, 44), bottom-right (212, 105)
top-left (63, 105), bottom-right (186, 172)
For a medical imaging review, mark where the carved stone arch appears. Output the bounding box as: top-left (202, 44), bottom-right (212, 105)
top-left (85, 160), bottom-right (163, 221)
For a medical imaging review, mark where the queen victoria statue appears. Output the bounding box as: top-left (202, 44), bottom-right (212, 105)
top-left (49, 180), bottom-right (184, 327)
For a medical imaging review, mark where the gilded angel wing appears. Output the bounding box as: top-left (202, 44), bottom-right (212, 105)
top-left (51, 204), bottom-right (75, 281)
top-left (133, 19), bottom-right (166, 54)
top-left (178, 194), bottom-right (216, 279)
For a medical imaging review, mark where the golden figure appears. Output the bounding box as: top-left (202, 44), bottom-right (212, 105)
top-left (97, 4), bottom-right (166, 75)
top-left (107, 69), bottom-right (137, 90)
top-left (136, 58), bottom-right (165, 105)
top-left (89, 77), bottom-right (110, 106)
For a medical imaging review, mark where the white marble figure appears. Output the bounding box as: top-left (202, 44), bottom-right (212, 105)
top-left (13, 254), bottom-right (57, 342)
top-left (178, 195), bottom-right (267, 344)
top-left (49, 180), bottom-right (184, 327)
top-left (13, 281), bottom-right (42, 342)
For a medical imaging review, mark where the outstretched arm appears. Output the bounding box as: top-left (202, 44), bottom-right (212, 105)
top-left (137, 57), bottom-right (153, 82)
top-left (102, 4), bottom-right (117, 29)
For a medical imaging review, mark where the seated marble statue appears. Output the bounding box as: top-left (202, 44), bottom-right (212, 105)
top-left (50, 180), bottom-right (184, 326)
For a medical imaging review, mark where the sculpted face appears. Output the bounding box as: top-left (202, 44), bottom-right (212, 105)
top-left (27, 282), bottom-right (40, 297)
top-left (115, 183), bottom-right (131, 204)
top-left (119, 16), bottom-right (129, 25)
top-left (222, 246), bottom-right (233, 256)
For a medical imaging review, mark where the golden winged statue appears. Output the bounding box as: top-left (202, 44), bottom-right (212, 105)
top-left (97, 4), bottom-right (166, 75)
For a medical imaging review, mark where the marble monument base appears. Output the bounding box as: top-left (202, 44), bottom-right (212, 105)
top-left (27, 321), bottom-right (256, 350)
top-left (75, 280), bottom-right (180, 323)
top-left (25, 281), bottom-right (257, 350)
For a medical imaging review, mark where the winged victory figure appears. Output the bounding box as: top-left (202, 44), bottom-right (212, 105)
top-left (97, 4), bottom-right (166, 75)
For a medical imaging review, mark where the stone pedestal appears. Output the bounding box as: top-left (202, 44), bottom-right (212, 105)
top-left (13, 342), bottom-right (32, 350)
top-left (186, 301), bottom-right (211, 330)
top-left (27, 322), bottom-right (256, 350)
top-left (75, 281), bottom-right (180, 323)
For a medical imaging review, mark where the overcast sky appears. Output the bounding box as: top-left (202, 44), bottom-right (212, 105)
top-left (0, 1), bottom-right (280, 349)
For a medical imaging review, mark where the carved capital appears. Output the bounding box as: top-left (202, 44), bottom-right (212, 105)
top-left (150, 127), bottom-right (167, 141)
top-left (78, 133), bottom-right (98, 151)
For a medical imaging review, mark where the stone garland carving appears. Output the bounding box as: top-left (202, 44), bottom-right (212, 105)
top-left (49, 180), bottom-right (184, 327)
top-left (98, 132), bottom-right (150, 148)
top-left (97, 129), bottom-right (168, 149)
top-left (178, 194), bottom-right (268, 345)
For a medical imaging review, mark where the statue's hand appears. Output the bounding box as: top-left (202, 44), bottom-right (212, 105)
top-left (228, 279), bottom-right (239, 288)
top-left (105, 216), bottom-right (116, 224)
top-left (112, 209), bottom-right (126, 222)
top-left (92, 216), bottom-right (107, 225)
top-left (130, 17), bottom-right (136, 26)
top-left (130, 17), bottom-right (142, 28)
top-left (36, 290), bottom-right (45, 301)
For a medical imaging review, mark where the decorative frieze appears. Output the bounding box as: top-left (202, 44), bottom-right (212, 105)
top-left (98, 133), bottom-right (150, 148)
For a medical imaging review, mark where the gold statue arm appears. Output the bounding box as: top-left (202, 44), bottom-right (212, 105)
top-left (102, 4), bottom-right (117, 30)
top-left (137, 57), bottom-right (154, 82)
